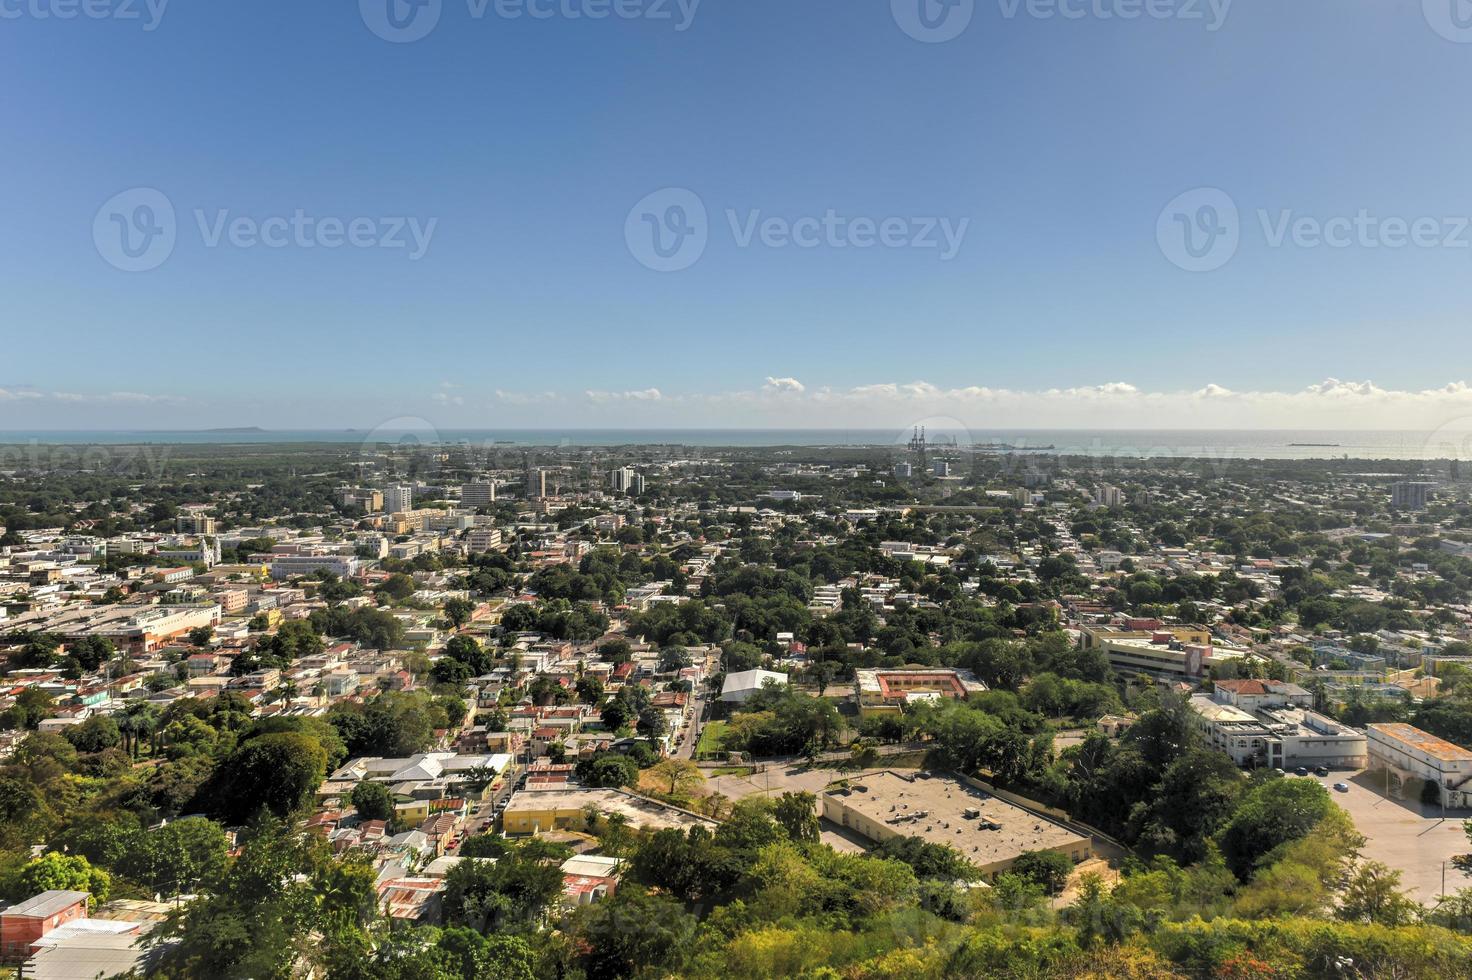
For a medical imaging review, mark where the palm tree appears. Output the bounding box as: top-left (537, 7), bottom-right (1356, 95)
top-left (127, 703), bottom-right (160, 759)
top-left (116, 712), bottom-right (136, 758)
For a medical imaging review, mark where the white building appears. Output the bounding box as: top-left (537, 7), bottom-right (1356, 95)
top-left (719, 668), bottom-right (788, 704)
top-left (1189, 692), bottom-right (1367, 770)
top-left (466, 528), bottom-right (503, 552)
top-left (269, 555), bottom-right (361, 581)
top-left (1391, 481), bottom-right (1434, 511)
top-left (384, 485), bottom-right (415, 514)
top-left (1367, 723), bottom-right (1472, 808)
top-left (610, 467), bottom-right (636, 493)
top-left (461, 482), bottom-right (496, 508)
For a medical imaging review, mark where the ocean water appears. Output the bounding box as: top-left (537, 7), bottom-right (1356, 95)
top-left (0, 428), bottom-right (1470, 460)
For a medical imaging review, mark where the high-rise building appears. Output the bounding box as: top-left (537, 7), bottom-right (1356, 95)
top-left (610, 466), bottom-right (636, 492)
top-left (932, 460), bottom-right (951, 477)
top-left (176, 514), bottom-right (218, 535)
top-left (1094, 485), bottom-right (1124, 508)
top-left (384, 484), bottom-right (414, 514)
top-left (461, 482), bottom-right (496, 508)
top-left (525, 467), bottom-right (547, 501)
top-left (631, 473), bottom-right (645, 495)
top-left (1391, 481), bottom-right (1435, 511)
top-left (340, 487), bottom-right (383, 513)
top-left (894, 462), bottom-right (912, 478)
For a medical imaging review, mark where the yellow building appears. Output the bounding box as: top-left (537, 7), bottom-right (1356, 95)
top-left (1079, 625), bottom-right (1222, 680)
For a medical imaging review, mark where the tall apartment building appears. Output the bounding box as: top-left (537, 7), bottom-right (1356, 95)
top-left (461, 482), bottom-right (496, 508)
top-left (610, 466), bottom-right (636, 492)
top-left (340, 487), bottom-right (383, 513)
top-left (1094, 485), bottom-right (1124, 507)
top-left (1391, 481), bottom-right (1434, 511)
top-left (525, 467), bottom-right (547, 501)
top-left (384, 484), bottom-right (414, 514)
top-left (175, 514), bottom-right (217, 535)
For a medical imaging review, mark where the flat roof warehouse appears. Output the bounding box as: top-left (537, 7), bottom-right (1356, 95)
top-left (822, 770), bottom-right (1091, 877)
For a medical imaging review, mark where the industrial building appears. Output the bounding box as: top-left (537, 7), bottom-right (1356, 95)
top-left (821, 770), bottom-right (1090, 878)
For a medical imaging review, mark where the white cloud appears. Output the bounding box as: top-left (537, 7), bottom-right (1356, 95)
top-left (522, 377), bottom-right (1472, 430)
top-left (50, 391), bottom-right (184, 404)
top-left (763, 376), bottom-right (805, 394)
top-left (495, 390), bottom-right (560, 405)
top-left (585, 388), bottom-right (663, 403)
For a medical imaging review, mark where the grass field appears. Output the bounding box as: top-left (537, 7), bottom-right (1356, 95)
top-left (695, 720), bottom-right (728, 757)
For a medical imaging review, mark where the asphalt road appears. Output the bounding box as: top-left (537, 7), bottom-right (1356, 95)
top-left (674, 651), bottom-right (719, 760)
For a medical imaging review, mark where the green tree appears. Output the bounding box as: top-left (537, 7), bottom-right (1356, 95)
top-left (148, 822), bottom-right (377, 978)
top-left (1010, 849), bottom-right (1074, 895)
top-left (118, 818), bottom-right (230, 897)
top-left (443, 597), bottom-right (475, 628)
top-left (1338, 860), bottom-right (1420, 926)
top-left (350, 781), bottom-right (397, 822)
top-left (772, 791), bottom-right (820, 843)
top-left (442, 843), bottom-right (567, 933)
top-left (11, 853), bottom-right (110, 904)
top-left (574, 754), bottom-right (639, 789)
top-left (205, 731), bottom-right (329, 824)
top-left (1218, 778), bottom-right (1335, 880)
top-left (571, 887), bottom-right (696, 980)
top-left (63, 715), bottom-right (121, 754)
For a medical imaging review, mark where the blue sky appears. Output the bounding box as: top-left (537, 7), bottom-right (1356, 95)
top-left (5, 0), bottom-right (1472, 430)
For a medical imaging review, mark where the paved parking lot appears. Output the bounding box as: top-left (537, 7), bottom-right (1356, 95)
top-left (704, 761), bottom-right (845, 803)
top-left (1330, 770), bottom-right (1472, 902)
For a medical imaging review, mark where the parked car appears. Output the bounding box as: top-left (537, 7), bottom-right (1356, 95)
top-left (1294, 767), bottom-right (1310, 776)
top-left (1314, 766), bottom-right (1330, 777)
top-left (1333, 782), bottom-right (1350, 792)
